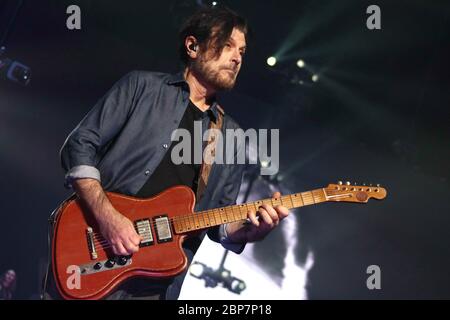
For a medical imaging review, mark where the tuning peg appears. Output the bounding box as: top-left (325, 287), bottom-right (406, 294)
top-left (346, 181), bottom-right (351, 185)
top-left (338, 181), bottom-right (343, 185)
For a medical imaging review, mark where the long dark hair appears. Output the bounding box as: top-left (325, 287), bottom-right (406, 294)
top-left (178, 6), bottom-right (250, 65)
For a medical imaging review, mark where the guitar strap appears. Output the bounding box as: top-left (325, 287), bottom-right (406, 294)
top-left (196, 104), bottom-right (224, 202)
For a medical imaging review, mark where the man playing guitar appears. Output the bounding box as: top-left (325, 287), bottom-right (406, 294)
top-left (44, 6), bottom-right (289, 300)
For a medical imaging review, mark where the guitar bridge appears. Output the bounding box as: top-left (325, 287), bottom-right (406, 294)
top-left (86, 227), bottom-right (97, 260)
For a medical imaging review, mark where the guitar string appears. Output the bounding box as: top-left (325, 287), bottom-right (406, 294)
top-left (88, 193), bottom-right (323, 238)
top-left (89, 193), bottom-right (328, 241)
top-left (88, 189), bottom-right (372, 246)
top-left (89, 190), bottom-right (350, 243)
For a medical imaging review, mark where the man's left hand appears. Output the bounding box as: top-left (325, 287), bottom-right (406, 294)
top-left (226, 191), bottom-right (289, 243)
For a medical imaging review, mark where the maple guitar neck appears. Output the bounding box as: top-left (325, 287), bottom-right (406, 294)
top-left (172, 182), bottom-right (387, 234)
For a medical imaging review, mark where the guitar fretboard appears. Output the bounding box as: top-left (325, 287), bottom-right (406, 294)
top-left (173, 188), bottom-right (327, 234)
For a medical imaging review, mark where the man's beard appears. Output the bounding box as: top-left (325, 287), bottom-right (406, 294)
top-left (192, 58), bottom-right (237, 91)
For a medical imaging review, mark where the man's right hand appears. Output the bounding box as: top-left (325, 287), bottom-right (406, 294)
top-left (72, 178), bottom-right (142, 256)
top-left (97, 210), bottom-right (142, 256)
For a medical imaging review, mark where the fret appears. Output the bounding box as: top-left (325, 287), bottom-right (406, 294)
top-left (214, 209), bottom-right (222, 225)
top-left (239, 205), bottom-right (247, 219)
top-left (288, 194), bottom-right (296, 208)
top-left (286, 195), bottom-right (295, 209)
top-left (290, 194), bottom-right (298, 206)
top-left (235, 205), bottom-right (246, 220)
top-left (312, 189), bottom-right (325, 203)
top-left (224, 207), bottom-right (232, 222)
top-left (173, 219), bottom-right (181, 233)
top-left (246, 202), bottom-right (258, 213)
top-left (215, 208), bottom-right (224, 223)
top-left (206, 210), bottom-right (215, 226)
top-left (229, 205), bottom-right (238, 221)
top-left (212, 208), bottom-right (220, 223)
top-left (196, 213), bottom-right (203, 228)
top-left (194, 214), bottom-right (202, 229)
top-left (300, 192), bottom-right (310, 205)
top-left (238, 204), bottom-right (247, 216)
top-left (296, 193), bottom-right (304, 206)
top-left (224, 207), bottom-right (234, 222)
top-left (184, 214), bottom-right (191, 230)
top-left (215, 210), bottom-right (221, 224)
top-left (205, 211), bottom-right (213, 227)
top-left (279, 196), bottom-right (288, 208)
top-left (216, 208), bottom-right (223, 225)
top-left (301, 191), bottom-right (315, 205)
top-left (178, 216), bottom-right (186, 232)
top-left (175, 216), bottom-right (183, 233)
top-left (226, 207), bottom-right (233, 222)
top-left (189, 214), bottom-right (196, 230)
top-left (220, 208), bottom-right (230, 223)
top-left (272, 197), bottom-right (281, 207)
top-left (206, 211), bottom-right (213, 226)
top-left (202, 211), bottom-right (210, 227)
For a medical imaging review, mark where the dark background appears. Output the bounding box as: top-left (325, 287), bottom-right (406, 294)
top-left (0, 0), bottom-right (449, 299)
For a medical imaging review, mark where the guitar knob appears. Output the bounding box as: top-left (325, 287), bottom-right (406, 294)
top-left (105, 259), bottom-right (116, 268)
top-left (118, 256), bottom-right (128, 266)
top-left (338, 181), bottom-right (343, 185)
top-left (346, 181), bottom-right (351, 185)
top-left (376, 184), bottom-right (381, 187)
top-left (93, 262), bottom-right (102, 270)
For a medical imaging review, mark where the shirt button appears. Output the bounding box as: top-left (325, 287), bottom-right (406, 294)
top-left (163, 143), bottom-right (168, 149)
top-left (145, 170), bottom-right (150, 176)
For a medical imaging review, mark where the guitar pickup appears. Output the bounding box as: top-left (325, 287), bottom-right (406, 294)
top-left (153, 215), bottom-right (173, 243)
top-left (135, 219), bottom-right (154, 247)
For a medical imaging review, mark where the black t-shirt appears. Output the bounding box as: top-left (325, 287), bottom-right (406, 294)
top-left (127, 100), bottom-right (214, 297)
top-left (135, 100), bottom-right (211, 198)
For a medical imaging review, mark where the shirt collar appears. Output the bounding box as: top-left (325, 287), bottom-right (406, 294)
top-left (166, 72), bottom-right (186, 85)
top-left (167, 72), bottom-right (224, 123)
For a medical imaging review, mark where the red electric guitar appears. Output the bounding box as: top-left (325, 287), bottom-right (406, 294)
top-left (51, 182), bottom-right (387, 299)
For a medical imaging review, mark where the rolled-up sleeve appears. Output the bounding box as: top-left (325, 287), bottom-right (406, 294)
top-left (60, 71), bottom-right (139, 188)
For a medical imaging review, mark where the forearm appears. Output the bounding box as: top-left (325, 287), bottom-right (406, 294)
top-left (72, 178), bottom-right (141, 256)
top-left (72, 178), bottom-right (117, 224)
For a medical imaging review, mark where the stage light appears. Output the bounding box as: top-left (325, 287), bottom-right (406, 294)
top-left (0, 46), bottom-right (31, 86)
top-left (297, 59), bottom-right (305, 68)
top-left (189, 262), bottom-right (206, 278)
top-left (230, 278), bottom-right (246, 293)
top-left (221, 270), bottom-right (231, 279)
top-left (189, 257), bottom-right (247, 294)
top-left (312, 74), bottom-right (319, 82)
top-left (266, 56), bottom-right (277, 66)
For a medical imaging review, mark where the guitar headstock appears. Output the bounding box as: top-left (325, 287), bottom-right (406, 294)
top-left (324, 181), bottom-right (387, 203)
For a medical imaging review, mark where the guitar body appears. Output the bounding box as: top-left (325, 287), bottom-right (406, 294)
top-left (52, 185), bottom-right (195, 300)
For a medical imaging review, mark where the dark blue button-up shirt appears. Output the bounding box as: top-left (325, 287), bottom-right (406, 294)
top-left (59, 70), bottom-right (246, 298)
